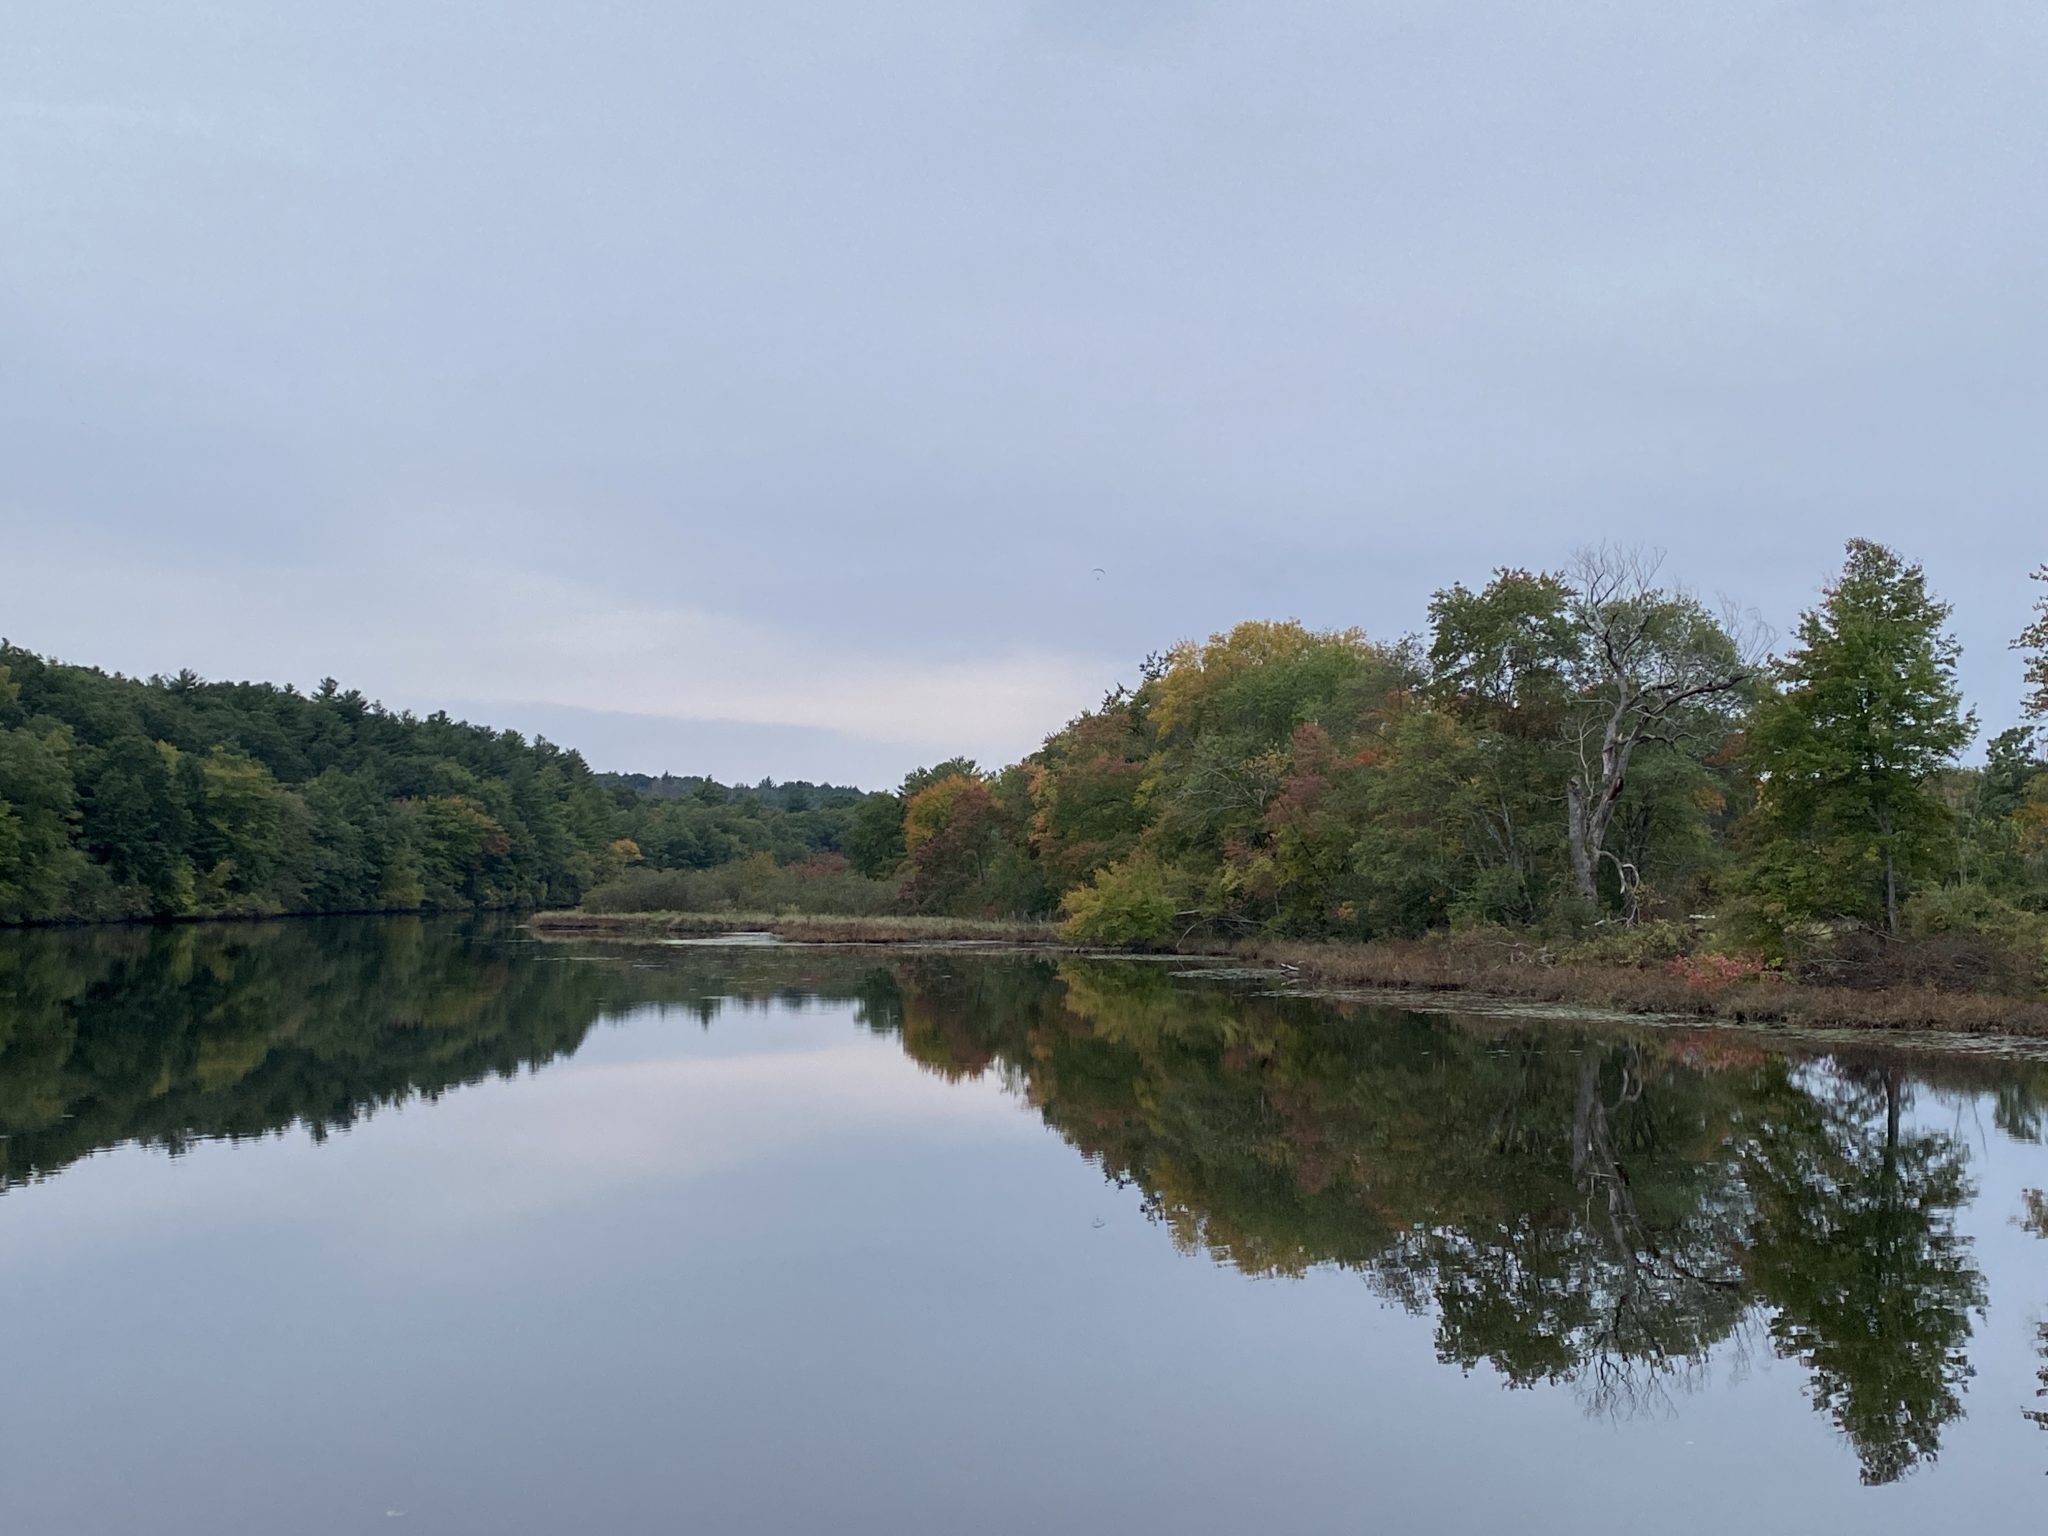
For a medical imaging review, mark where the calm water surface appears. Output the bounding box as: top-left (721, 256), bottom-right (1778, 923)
top-left (3, 917), bottom-right (2046, 1534)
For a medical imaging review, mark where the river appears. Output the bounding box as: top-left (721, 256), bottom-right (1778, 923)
top-left (2, 916), bottom-right (2043, 1533)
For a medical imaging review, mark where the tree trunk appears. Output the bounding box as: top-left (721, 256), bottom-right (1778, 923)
top-left (1566, 779), bottom-right (1598, 903)
top-left (1876, 803), bottom-right (1900, 936)
top-left (1884, 1068), bottom-right (1901, 1176)
top-left (1567, 766), bottom-right (1627, 904)
top-left (1571, 1053), bottom-right (1599, 1181)
top-left (1566, 706), bottom-right (1635, 906)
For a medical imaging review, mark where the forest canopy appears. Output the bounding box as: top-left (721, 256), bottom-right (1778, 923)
top-left (0, 645), bottom-right (878, 923)
top-left (816, 543), bottom-right (2046, 971)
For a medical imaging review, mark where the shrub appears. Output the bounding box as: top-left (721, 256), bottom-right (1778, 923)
top-left (1058, 855), bottom-right (1178, 949)
top-left (1905, 883), bottom-right (2048, 946)
top-left (1903, 886), bottom-right (2048, 990)
top-left (1665, 952), bottom-right (1772, 992)
top-left (1565, 920), bottom-right (1697, 968)
top-left (1781, 887), bottom-right (2048, 994)
top-left (580, 853), bottom-right (900, 916)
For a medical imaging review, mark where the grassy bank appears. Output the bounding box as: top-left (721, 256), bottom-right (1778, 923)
top-left (527, 910), bottom-right (1060, 945)
top-left (527, 909), bottom-right (2048, 1035)
top-left (1241, 934), bottom-right (2048, 1036)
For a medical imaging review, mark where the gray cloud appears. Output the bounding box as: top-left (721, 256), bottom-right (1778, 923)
top-left (5, 1), bottom-right (2044, 782)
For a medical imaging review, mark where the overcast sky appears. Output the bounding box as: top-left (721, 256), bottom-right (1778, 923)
top-left (4, 2), bottom-right (2044, 787)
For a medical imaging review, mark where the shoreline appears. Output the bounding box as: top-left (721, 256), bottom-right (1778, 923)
top-left (1239, 937), bottom-right (2048, 1038)
top-left (529, 909), bottom-right (2048, 1038)
top-left (526, 910), bottom-right (1062, 945)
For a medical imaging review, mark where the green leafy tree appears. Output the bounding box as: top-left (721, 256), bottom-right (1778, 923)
top-left (1, 642), bottom-right (875, 924)
top-left (190, 747), bottom-right (316, 913)
top-left (302, 769), bottom-right (396, 910)
top-left (1349, 698), bottom-right (1503, 932)
top-left (1427, 569), bottom-right (1582, 915)
top-left (0, 665), bottom-right (86, 921)
top-left (1429, 555), bottom-right (1752, 914)
top-left (845, 791), bottom-right (908, 879)
top-left (2019, 565), bottom-right (2048, 720)
top-left (1740, 541), bottom-right (1974, 940)
top-left (901, 758), bottom-right (980, 797)
top-left (1027, 692), bottom-right (1154, 891)
top-left (900, 772), bottom-right (1003, 913)
top-left (79, 735), bottom-right (196, 916)
top-left (1553, 548), bottom-right (1754, 909)
top-left (1142, 621), bottom-right (1415, 934)
top-left (1937, 727), bottom-right (2044, 899)
top-left (1057, 853), bottom-right (1177, 948)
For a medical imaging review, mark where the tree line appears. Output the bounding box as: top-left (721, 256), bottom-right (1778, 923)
top-left (8, 539), bottom-right (2046, 974)
top-left (0, 645), bottom-right (878, 923)
top-left (824, 540), bottom-right (2048, 976)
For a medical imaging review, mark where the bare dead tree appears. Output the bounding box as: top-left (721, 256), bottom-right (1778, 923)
top-left (1560, 544), bottom-right (1769, 909)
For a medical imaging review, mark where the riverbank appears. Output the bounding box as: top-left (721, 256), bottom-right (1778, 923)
top-left (526, 910), bottom-right (1061, 945)
top-left (1241, 935), bottom-right (2048, 1036)
top-left (529, 909), bottom-right (2048, 1036)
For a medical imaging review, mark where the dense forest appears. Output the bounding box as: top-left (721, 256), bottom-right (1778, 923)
top-left (7, 540), bottom-right (2048, 987)
top-left (692, 538), bottom-right (2041, 984)
top-left (0, 644), bottom-right (877, 923)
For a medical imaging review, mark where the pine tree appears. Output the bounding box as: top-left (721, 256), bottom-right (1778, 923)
top-left (1742, 541), bottom-right (1974, 938)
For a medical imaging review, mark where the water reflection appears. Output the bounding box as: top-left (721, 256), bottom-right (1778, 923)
top-left (2, 920), bottom-right (2045, 1488)
top-left (2028, 1189), bottom-right (2048, 1443)
top-left (876, 959), bottom-right (2023, 1484)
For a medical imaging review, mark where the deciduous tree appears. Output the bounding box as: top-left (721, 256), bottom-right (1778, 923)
top-left (2018, 565), bottom-right (2048, 720)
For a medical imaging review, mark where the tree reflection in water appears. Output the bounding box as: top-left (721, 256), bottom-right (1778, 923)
top-left (2, 925), bottom-right (2036, 1485)
top-left (869, 956), bottom-right (1998, 1482)
top-left (2023, 1189), bottom-right (2048, 1445)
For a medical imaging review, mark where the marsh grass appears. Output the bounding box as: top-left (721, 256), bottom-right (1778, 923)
top-left (531, 910), bottom-right (2048, 1034)
top-left (1242, 933), bottom-right (2048, 1035)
